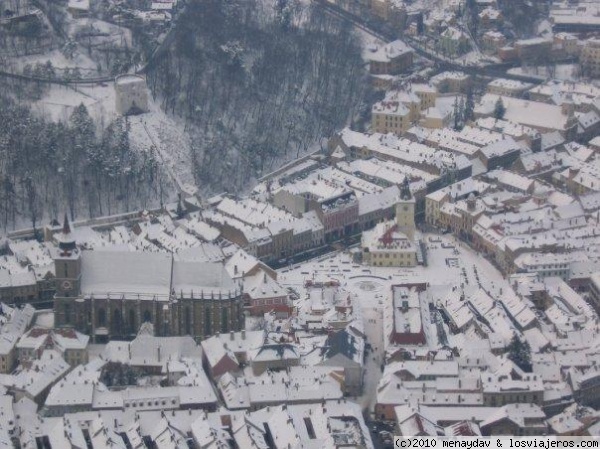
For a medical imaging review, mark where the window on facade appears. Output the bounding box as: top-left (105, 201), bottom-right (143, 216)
top-left (221, 308), bottom-right (229, 333)
top-left (65, 304), bottom-right (71, 325)
top-left (113, 309), bottom-right (122, 334)
top-left (129, 309), bottom-right (136, 334)
top-left (98, 308), bottom-right (106, 327)
top-left (184, 307), bottom-right (191, 335)
top-left (143, 310), bottom-right (152, 323)
top-left (204, 307), bottom-right (212, 336)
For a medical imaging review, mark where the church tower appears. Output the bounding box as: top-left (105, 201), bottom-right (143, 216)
top-left (396, 177), bottom-right (415, 240)
top-left (54, 214), bottom-right (82, 327)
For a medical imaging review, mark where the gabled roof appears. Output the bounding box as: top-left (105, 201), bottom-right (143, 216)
top-left (321, 329), bottom-right (360, 362)
top-left (243, 271), bottom-right (286, 300)
top-left (81, 251), bottom-right (172, 298)
top-left (252, 344), bottom-right (299, 362)
top-left (480, 403), bottom-right (546, 430)
top-left (172, 260), bottom-right (237, 297)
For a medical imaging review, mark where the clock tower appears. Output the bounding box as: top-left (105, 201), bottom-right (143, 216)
top-left (54, 214), bottom-right (82, 327)
top-left (396, 177), bottom-right (415, 240)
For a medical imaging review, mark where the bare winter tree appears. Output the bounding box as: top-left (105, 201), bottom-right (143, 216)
top-left (0, 94), bottom-right (168, 231)
top-left (146, 0), bottom-right (369, 193)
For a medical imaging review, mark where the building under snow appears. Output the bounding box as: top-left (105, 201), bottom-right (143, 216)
top-left (52, 217), bottom-right (244, 343)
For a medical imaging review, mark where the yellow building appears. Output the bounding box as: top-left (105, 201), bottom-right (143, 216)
top-left (558, 166), bottom-right (600, 196)
top-left (420, 106), bottom-right (453, 129)
top-left (372, 100), bottom-right (412, 135)
top-left (371, 86), bottom-right (435, 135)
top-left (554, 33), bottom-right (580, 56)
top-left (582, 38), bottom-right (600, 78)
top-left (361, 222), bottom-right (417, 267)
top-left (514, 37), bottom-right (553, 63)
top-left (482, 31), bottom-right (507, 54)
top-left (412, 84), bottom-right (437, 110)
top-left (362, 178), bottom-right (417, 267)
top-left (425, 189), bottom-right (449, 226)
top-left (0, 337), bottom-right (17, 374)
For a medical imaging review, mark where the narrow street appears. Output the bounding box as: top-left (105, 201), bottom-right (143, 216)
top-left (348, 278), bottom-right (387, 415)
top-left (313, 0), bottom-right (544, 85)
top-left (359, 303), bottom-right (385, 413)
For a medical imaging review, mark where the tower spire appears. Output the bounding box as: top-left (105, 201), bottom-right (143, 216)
top-left (58, 212), bottom-right (77, 255)
top-left (400, 177), bottom-right (412, 200)
top-left (396, 176), bottom-right (415, 240)
top-left (62, 213), bottom-right (71, 235)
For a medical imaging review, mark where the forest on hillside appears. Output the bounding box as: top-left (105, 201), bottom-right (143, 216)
top-left (0, 95), bottom-right (169, 233)
top-left (147, 0), bottom-right (370, 192)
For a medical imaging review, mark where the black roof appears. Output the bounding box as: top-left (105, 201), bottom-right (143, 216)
top-left (321, 329), bottom-right (358, 360)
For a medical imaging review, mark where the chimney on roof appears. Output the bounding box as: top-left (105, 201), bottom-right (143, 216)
top-left (230, 330), bottom-right (234, 341)
top-left (242, 329), bottom-right (246, 340)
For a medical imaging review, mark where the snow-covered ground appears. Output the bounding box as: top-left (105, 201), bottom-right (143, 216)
top-left (8, 48), bottom-right (99, 74)
top-left (275, 233), bottom-right (513, 411)
top-left (128, 95), bottom-right (195, 193)
top-left (66, 17), bottom-right (133, 48)
top-left (277, 235), bottom-right (508, 324)
top-left (354, 284), bottom-right (385, 411)
top-left (29, 78), bottom-right (191, 200)
top-left (28, 75), bottom-right (194, 198)
top-left (508, 63), bottom-right (581, 82)
top-left (30, 82), bottom-right (117, 125)
top-left (30, 78), bottom-right (193, 193)
top-left (358, 29), bottom-right (387, 61)
top-left (7, 17), bottom-right (131, 77)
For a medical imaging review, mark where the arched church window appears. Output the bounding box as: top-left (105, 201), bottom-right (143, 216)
top-left (65, 304), bottom-right (71, 325)
top-left (204, 306), bottom-right (211, 336)
top-left (113, 309), bottom-right (122, 333)
top-left (98, 308), bottom-right (106, 327)
top-left (184, 307), bottom-right (191, 335)
top-left (128, 309), bottom-right (136, 333)
top-left (221, 308), bottom-right (228, 333)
